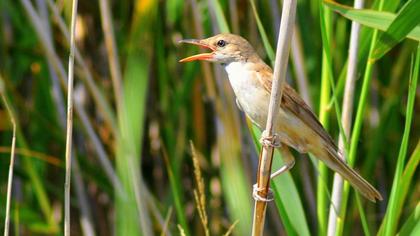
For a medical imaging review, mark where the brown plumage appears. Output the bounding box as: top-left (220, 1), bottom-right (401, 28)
top-left (179, 33), bottom-right (382, 202)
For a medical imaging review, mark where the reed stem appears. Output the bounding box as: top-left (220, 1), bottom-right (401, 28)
top-left (251, 0), bottom-right (297, 235)
top-left (64, 0), bottom-right (78, 235)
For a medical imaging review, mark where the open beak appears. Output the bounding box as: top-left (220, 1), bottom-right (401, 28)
top-left (179, 39), bottom-right (216, 62)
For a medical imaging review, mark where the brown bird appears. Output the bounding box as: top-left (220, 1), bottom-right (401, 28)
top-left (179, 33), bottom-right (382, 202)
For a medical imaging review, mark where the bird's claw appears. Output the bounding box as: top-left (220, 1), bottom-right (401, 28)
top-left (259, 130), bottom-right (281, 148)
top-left (252, 184), bottom-right (274, 202)
top-left (270, 159), bottom-right (295, 179)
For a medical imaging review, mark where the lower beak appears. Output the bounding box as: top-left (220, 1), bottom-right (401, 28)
top-left (179, 39), bottom-right (216, 62)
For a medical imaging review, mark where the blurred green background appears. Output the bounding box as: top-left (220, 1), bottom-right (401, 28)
top-left (0, 0), bottom-right (419, 235)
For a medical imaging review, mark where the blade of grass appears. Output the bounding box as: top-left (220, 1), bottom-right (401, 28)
top-left (397, 202), bottom-right (420, 235)
top-left (218, 133), bottom-right (253, 236)
top-left (1, 75), bottom-right (17, 236)
top-left (393, 141), bottom-right (420, 235)
top-left (213, 93), bottom-right (253, 236)
top-left (390, 141), bottom-right (420, 235)
top-left (17, 0), bottom-right (70, 232)
top-left (334, 0), bottom-right (403, 174)
top-left (382, 43), bottom-right (419, 236)
top-left (319, 3), bottom-right (348, 148)
top-left (208, 0), bottom-right (230, 33)
top-left (355, 193), bottom-right (371, 236)
top-left (327, 0), bottom-right (399, 103)
top-left (189, 0), bottom-right (217, 99)
top-left (317, 3), bottom-right (332, 235)
top-left (249, 0), bottom-right (275, 62)
top-left (334, 0), bottom-right (401, 96)
top-left (362, 41), bottom-right (412, 174)
top-left (115, 1), bottom-right (157, 235)
top-left (324, 0), bottom-right (420, 42)
top-left (207, 2), bottom-right (253, 235)
top-left (372, 0), bottom-right (420, 61)
top-left (161, 146), bottom-right (190, 236)
top-left (165, 1), bottom-right (213, 234)
top-left (166, 0), bottom-right (184, 25)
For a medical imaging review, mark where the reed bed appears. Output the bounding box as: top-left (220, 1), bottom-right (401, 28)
top-left (0, 0), bottom-right (419, 235)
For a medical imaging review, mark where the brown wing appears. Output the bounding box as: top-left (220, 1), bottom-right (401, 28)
top-left (255, 63), bottom-right (338, 151)
top-left (282, 84), bottom-right (338, 151)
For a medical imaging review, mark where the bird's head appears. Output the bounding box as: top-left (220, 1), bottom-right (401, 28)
top-left (179, 33), bottom-right (255, 64)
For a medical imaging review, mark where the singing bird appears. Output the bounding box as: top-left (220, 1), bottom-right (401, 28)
top-left (179, 33), bottom-right (382, 202)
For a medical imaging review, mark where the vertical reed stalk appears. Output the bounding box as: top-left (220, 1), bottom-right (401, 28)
top-left (1, 76), bottom-right (16, 236)
top-left (327, 1), bottom-right (364, 235)
top-left (337, 0), bottom-right (386, 234)
top-left (251, 0), bottom-right (296, 235)
top-left (46, 0), bottom-right (118, 133)
top-left (64, 0), bottom-right (78, 235)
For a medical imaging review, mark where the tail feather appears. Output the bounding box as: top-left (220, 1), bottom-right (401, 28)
top-left (315, 148), bottom-right (383, 202)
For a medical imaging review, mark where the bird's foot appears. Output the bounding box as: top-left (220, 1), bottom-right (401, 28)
top-left (270, 159), bottom-right (295, 179)
top-left (259, 130), bottom-right (281, 148)
top-left (252, 184), bottom-right (274, 202)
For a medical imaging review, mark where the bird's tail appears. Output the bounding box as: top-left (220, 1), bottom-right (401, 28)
top-left (313, 147), bottom-right (383, 202)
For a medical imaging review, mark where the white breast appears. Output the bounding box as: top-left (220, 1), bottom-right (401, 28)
top-left (224, 62), bottom-right (270, 126)
top-left (224, 61), bottom-right (314, 152)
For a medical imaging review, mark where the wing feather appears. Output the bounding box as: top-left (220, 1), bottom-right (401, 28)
top-left (254, 63), bottom-right (338, 151)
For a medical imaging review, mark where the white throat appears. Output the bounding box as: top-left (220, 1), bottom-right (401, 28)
top-left (224, 61), bottom-right (249, 91)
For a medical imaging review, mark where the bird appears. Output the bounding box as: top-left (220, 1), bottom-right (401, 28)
top-left (179, 33), bottom-right (382, 202)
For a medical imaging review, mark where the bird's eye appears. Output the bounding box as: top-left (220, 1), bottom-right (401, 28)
top-left (217, 40), bottom-right (226, 47)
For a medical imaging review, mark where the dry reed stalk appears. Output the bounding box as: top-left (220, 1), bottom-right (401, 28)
top-left (251, 0), bottom-right (297, 235)
top-left (99, 0), bottom-right (123, 111)
top-left (35, 2), bottom-right (96, 234)
top-left (1, 76), bottom-right (17, 236)
top-left (160, 207), bottom-right (173, 236)
top-left (327, 1), bottom-right (364, 235)
top-left (224, 220), bottom-right (239, 236)
top-left (46, 0), bottom-right (118, 133)
top-left (21, 0), bottom-right (123, 194)
top-left (64, 0), bottom-right (78, 235)
top-left (191, 142), bottom-right (210, 236)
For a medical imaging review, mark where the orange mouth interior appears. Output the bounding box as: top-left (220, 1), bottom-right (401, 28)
top-left (179, 40), bottom-right (216, 62)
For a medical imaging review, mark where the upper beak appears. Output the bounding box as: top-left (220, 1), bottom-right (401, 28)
top-left (178, 39), bottom-right (216, 62)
